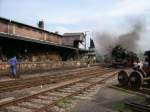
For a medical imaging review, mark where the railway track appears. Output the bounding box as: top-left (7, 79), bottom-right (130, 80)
top-left (0, 70), bottom-right (117, 112)
top-left (125, 101), bottom-right (150, 112)
top-left (140, 87), bottom-right (150, 95)
top-left (110, 84), bottom-right (150, 97)
top-left (0, 66), bottom-right (114, 93)
top-left (109, 85), bottom-right (150, 112)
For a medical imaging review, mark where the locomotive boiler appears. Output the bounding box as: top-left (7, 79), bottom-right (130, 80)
top-left (111, 45), bottom-right (138, 68)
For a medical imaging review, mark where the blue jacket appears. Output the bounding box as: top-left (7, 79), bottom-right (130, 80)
top-left (8, 57), bottom-right (17, 66)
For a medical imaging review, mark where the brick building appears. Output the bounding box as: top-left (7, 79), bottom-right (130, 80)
top-left (0, 17), bottom-right (88, 62)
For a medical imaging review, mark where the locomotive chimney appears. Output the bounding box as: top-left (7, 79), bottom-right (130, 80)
top-left (38, 20), bottom-right (44, 29)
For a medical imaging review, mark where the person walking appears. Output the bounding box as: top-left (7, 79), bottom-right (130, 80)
top-left (8, 56), bottom-right (17, 78)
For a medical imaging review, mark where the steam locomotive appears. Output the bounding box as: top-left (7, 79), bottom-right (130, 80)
top-left (111, 45), bottom-right (139, 68)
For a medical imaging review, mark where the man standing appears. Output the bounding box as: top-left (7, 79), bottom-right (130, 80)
top-left (8, 56), bottom-right (17, 78)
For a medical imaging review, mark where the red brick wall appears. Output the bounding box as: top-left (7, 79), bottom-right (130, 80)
top-left (46, 33), bottom-right (62, 44)
top-left (0, 21), bottom-right (9, 33)
top-left (0, 19), bottom-right (62, 45)
top-left (14, 24), bottom-right (43, 40)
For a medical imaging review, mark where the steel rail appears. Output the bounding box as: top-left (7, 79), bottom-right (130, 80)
top-left (0, 68), bottom-right (113, 93)
top-left (125, 101), bottom-right (150, 112)
top-left (0, 70), bottom-right (117, 111)
top-left (34, 71), bottom-right (117, 112)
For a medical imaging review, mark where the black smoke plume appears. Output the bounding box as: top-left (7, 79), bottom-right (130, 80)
top-left (94, 20), bottom-right (144, 56)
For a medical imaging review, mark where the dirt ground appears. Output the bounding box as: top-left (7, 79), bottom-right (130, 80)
top-left (70, 85), bottom-right (144, 112)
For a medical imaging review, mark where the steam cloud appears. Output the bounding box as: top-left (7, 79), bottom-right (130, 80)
top-left (94, 20), bottom-right (144, 55)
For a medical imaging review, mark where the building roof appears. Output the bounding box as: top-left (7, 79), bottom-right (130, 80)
top-left (0, 17), bottom-right (62, 38)
top-left (0, 32), bottom-right (89, 52)
top-left (63, 32), bottom-right (85, 37)
top-left (0, 17), bottom-right (10, 22)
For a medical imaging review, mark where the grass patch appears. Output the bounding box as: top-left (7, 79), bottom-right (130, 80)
top-left (56, 98), bottom-right (72, 108)
top-left (112, 96), bottom-right (145, 112)
top-left (112, 101), bottom-right (132, 112)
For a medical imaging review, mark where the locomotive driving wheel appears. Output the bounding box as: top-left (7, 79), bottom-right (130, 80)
top-left (118, 70), bottom-right (129, 86)
top-left (129, 71), bottom-right (143, 89)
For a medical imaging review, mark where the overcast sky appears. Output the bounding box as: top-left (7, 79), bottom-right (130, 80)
top-left (0, 0), bottom-right (150, 51)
